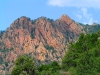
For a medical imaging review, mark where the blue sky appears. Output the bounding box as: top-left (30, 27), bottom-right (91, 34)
top-left (0, 0), bottom-right (100, 30)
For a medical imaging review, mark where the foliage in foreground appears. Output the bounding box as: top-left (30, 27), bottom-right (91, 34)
top-left (11, 55), bottom-right (61, 75)
top-left (11, 55), bottom-right (38, 75)
top-left (62, 33), bottom-right (100, 75)
top-left (38, 61), bottom-right (61, 75)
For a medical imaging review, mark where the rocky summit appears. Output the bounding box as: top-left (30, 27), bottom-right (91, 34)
top-left (0, 14), bottom-right (100, 74)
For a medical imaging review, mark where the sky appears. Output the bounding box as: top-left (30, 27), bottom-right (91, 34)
top-left (0, 0), bottom-right (100, 30)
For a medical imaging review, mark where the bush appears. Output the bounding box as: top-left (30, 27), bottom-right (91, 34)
top-left (11, 55), bottom-right (38, 75)
top-left (38, 61), bottom-right (61, 75)
top-left (0, 56), bottom-right (3, 64)
top-left (44, 45), bottom-right (54, 51)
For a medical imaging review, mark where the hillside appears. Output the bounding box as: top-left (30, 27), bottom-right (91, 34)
top-left (0, 14), bottom-right (100, 74)
top-left (11, 33), bottom-right (100, 75)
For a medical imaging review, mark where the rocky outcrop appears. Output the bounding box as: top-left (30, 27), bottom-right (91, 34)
top-left (0, 14), bottom-right (100, 74)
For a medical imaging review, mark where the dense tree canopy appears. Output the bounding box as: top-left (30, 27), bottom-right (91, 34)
top-left (38, 61), bottom-right (61, 75)
top-left (62, 33), bottom-right (100, 75)
top-left (11, 55), bottom-right (38, 75)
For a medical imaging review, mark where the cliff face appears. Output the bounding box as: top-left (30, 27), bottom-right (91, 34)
top-left (0, 14), bottom-right (100, 74)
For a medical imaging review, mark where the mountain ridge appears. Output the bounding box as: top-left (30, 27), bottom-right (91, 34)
top-left (0, 14), bottom-right (100, 74)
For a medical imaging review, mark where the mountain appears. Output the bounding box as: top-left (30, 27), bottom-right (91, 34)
top-left (0, 14), bottom-right (100, 74)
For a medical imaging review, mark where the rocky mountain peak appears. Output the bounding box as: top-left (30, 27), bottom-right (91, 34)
top-left (0, 15), bottom-right (100, 74)
top-left (9, 16), bottom-right (32, 30)
top-left (56, 14), bottom-right (82, 34)
top-left (60, 14), bottom-right (71, 23)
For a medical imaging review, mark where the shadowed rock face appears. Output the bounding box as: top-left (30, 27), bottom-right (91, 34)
top-left (0, 14), bottom-right (99, 74)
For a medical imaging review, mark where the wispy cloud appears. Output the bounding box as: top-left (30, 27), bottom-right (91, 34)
top-left (75, 8), bottom-right (97, 24)
top-left (47, 0), bottom-right (99, 24)
top-left (47, 0), bottom-right (100, 8)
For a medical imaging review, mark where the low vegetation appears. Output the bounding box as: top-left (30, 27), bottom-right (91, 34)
top-left (44, 45), bottom-right (54, 51)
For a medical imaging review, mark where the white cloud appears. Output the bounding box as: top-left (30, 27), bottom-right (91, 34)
top-left (47, 0), bottom-right (100, 8)
top-left (47, 0), bottom-right (69, 7)
top-left (75, 8), bottom-right (97, 24)
top-left (47, 0), bottom-right (99, 24)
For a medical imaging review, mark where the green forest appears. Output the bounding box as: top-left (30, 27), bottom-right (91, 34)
top-left (11, 31), bottom-right (100, 75)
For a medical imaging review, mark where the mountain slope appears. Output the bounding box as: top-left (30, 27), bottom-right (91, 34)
top-left (0, 14), bottom-right (100, 74)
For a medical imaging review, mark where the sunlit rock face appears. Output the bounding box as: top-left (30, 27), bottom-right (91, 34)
top-left (0, 15), bottom-right (100, 74)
